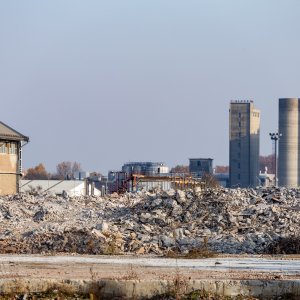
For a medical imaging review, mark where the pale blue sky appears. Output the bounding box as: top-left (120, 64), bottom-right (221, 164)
top-left (1, 1), bottom-right (300, 174)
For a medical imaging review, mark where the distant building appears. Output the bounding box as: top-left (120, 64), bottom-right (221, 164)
top-left (108, 162), bottom-right (171, 193)
top-left (20, 180), bottom-right (101, 196)
top-left (74, 171), bottom-right (90, 180)
top-left (229, 100), bottom-right (260, 188)
top-left (189, 158), bottom-right (213, 178)
top-left (259, 172), bottom-right (275, 187)
top-left (214, 173), bottom-right (230, 188)
top-left (0, 121), bottom-right (29, 195)
top-left (122, 162), bottom-right (169, 176)
top-left (215, 172), bottom-right (274, 188)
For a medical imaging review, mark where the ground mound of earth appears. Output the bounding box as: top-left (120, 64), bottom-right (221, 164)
top-left (0, 187), bottom-right (299, 255)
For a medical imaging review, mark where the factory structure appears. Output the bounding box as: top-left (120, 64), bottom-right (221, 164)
top-left (4, 98), bottom-right (300, 195)
top-left (122, 162), bottom-right (169, 176)
top-left (108, 161), bottom-right (209, 193)
top-left (189, 158), bottom-right (213, 178)
top-left (229, 100), bottom-right (260, 188)
top-left (228, 98), bottom-right (300, 189)
top-left (278, 98), bottom-right (300, 188)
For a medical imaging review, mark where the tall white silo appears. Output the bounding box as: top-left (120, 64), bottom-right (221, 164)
top-left (278, 98), bottom-right (299, 187)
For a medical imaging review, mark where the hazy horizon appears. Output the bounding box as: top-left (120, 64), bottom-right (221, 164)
top-left (1, 1), bottom-right (300, 174)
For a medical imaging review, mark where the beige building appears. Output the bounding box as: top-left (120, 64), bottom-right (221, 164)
top-left (229, 101), bottom-right (260, 187)
top-left (0, 121), bottom-right (29, 195)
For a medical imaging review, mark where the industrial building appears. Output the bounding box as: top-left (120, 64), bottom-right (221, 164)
top-left (229, 100), bottom-right (260, 188)
top-left (109, 162), bottom-right (170, 193)
top-left (189, 158), bottom-right (213, 178)
top-left (214, 172), bottom-right (274, 188)
top-left (121, 162), bottom-right (169, 176)
top-left (108, 162), bottom-right (204, 193)
top-left (278, 98), bottom-right (300, 187)
top-left (0, 121), bottom-right (29, 195)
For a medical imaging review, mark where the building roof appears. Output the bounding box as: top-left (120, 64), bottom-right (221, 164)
top-left (0, 121), bottom-right (29, 142)
top-left (189, 158), bottom-right (213, 161)
top-left (123, 162), bottom-right (167, 166)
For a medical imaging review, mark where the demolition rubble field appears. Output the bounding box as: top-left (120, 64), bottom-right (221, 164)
top-left (0, 187), bottom-right (299, 255)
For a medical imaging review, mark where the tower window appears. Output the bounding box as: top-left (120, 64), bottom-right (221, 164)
top-left (0, 143), bottom-right (7, 154)
top-left (9, 143), bottom-right (17, 154)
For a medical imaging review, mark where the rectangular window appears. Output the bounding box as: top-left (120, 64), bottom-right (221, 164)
top-left (238, 173), bottom-right (241, 180)
top-left (9, 143), bottom-right (17, 155)
top-left (0, 143), bottom-right (6, 154)
top-left (238, 162), bottom-right (241, 169)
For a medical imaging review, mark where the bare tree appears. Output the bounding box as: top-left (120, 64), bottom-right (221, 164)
top-left (170, 165), bottom-right (190, 174)
top-left (259, 154), bottom-right (275, 174)
top-left (201, 173), bottom-right (220, 189)
top-left (72, 161), bottom-right (81, 176)
top-left (56, 161), bottom-right (72, 179)
top-left (56, 161), bottom-right (82, 180)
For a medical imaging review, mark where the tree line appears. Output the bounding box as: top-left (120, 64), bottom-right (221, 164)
top-left (24, 161), bottom-right (82, 180)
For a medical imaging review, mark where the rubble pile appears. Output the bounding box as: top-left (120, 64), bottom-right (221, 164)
top-left (0, 187), bottom-right (299, 255)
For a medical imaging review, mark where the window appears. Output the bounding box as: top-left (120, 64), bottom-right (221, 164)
top-left (238, 162), bottom-right (241, 169)
top-left (9, 143), bottom-right (17, 155)
top-left (238, 173), bottom-right (241, 180)
top-left (0, 143), bottom-right (6, 154)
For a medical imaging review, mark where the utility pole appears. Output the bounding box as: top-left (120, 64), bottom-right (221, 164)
top-left (269, 132), bottom-right (281, 186)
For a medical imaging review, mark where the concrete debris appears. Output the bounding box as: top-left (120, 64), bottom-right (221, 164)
top-left (0, 187), bottom-right (299, 255)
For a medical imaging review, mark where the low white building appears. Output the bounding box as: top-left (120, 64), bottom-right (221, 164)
top-left (20, 180), bottom-right (101, 196)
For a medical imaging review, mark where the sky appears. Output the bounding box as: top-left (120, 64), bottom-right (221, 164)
top-left (1, 0), bottom-right (300, 174)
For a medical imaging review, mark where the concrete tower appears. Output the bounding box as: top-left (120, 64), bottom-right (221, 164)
top-left (229, 100), bottom-right (260, 187)
top-left (278, 98), bottom-right (299, 187)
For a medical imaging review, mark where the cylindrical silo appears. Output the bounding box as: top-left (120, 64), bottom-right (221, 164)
top-left (278, 98), bottom-right (298, 187)
top-left (298, 98), bottom-right (300, 186)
